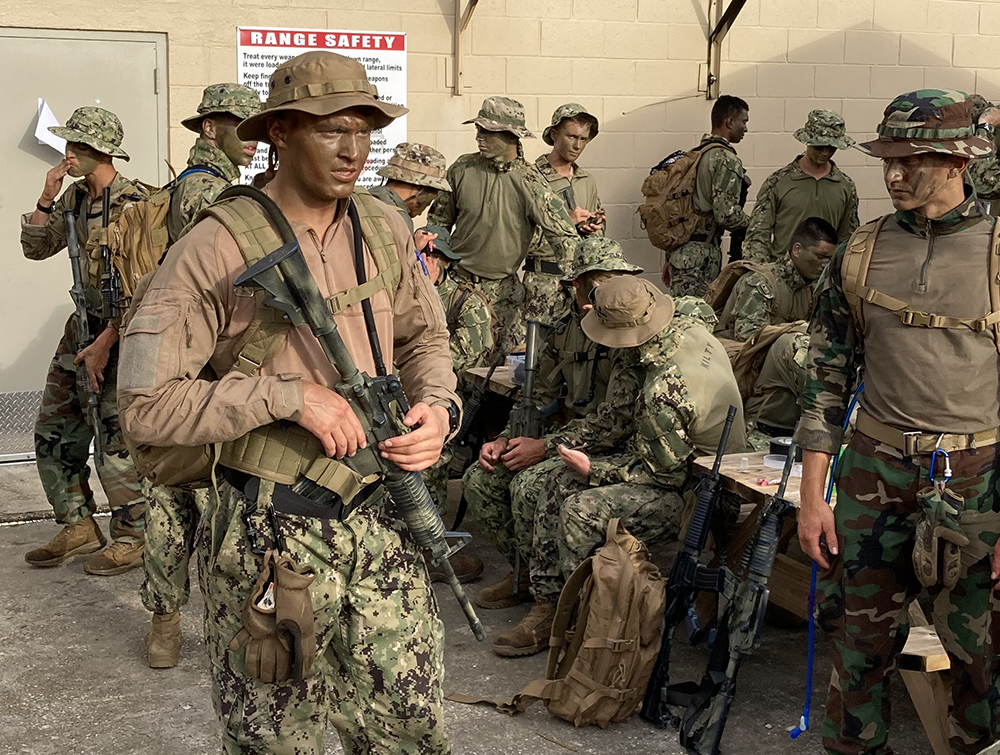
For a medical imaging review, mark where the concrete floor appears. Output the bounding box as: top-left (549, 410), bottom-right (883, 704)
top-left (0, 462), bottom-right (935, 755)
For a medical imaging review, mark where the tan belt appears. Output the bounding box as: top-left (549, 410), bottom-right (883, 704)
top-left (855, 410), bottom-right (1000, 456)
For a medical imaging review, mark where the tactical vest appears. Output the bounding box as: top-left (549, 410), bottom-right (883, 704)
top-left (547, 312), bottom-right (610, 415)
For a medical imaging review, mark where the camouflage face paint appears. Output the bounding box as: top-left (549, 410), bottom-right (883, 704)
top-left (65, 142), bottom-right (101, 177)
top-left (883, 154), bottom-right (954, 212)
top-left (213, 116), bottom-right (258, 168)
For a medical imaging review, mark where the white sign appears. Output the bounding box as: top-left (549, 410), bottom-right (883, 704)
top-left (237, 26), bottom-right (407, 187)
top-left (35, 99), bottom-right (66, 156)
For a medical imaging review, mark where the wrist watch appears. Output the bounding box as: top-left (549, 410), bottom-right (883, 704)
top-left (439, 400), bottom-right (460, 434)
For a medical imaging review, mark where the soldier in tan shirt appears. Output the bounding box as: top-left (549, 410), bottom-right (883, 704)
top-left (118, 52), bottom-right (459, 754)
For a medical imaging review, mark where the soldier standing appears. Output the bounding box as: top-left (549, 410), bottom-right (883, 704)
top-left (140, 82), bottom-right (262, 669)
top-left (370, 142), bottom-right (451, 240)
top-left (21, 107), bottom-right (149, 576)
top-left (667, 95), bottom-right (752, 298)
top-left (744, 110), bottom-right (859, 263)
top-left (118, 52), bottom-right (460, 753)
top-left (427, 96), bottom-right (580, 354)
top-left (796, 90), bottom-right (1000, 755)
top-left (523, 104), bottom-right (605, 326)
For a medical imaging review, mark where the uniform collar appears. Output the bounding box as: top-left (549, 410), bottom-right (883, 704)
top-left (535, 153), bottom-right (589, 180)
top-left (700, 133), bottom-right (732, 148)
top-left (895, 186), bottom-right (986, 238)
top-left (478, 142), bottom-right (526, 173)
top-left (788, 155), bottom-right (842, 182)
top-left (187, 138), bottom-right (240, 183)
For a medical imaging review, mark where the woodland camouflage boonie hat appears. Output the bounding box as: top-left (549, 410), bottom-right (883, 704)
top-left (857, 90), bottom-right (995, 159)
top-left (182, 83), bottom-right (263, 132)
top-left (582, 276), bottom-right (675, 349)
top-left (794, 109), bottom-right (854, 150)
top-left (563, 237), bottom-right (642, 282)
top-left (50, 107), bottom-right (129, 161)
top-left (543, 103), bottom-right (600, 146)
top-left (464, 96), bottom-right (534, 138)
top-left (237, 51), bottom-right (408, 142)
top-left (376, 142), bottom-right (451, 191)
top-left (419, 225), bottom-right (458, 260)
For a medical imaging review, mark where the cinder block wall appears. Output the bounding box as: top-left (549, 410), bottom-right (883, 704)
top-left (3, 0), bottom-right (999, 275)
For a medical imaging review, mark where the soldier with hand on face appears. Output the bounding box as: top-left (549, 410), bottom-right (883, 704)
top-left (370, 142), bottom-right (451, 241)
top-left (21, 107), bottom-right (149, 577)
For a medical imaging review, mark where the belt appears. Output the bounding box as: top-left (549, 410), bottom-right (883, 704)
top-left (689, 232), bottom-right (718, 243)
top-left (522, 259), bottom-right (563, 275)
top-left (855, 410), bottom-right (1000, 456)
top-left (451, 266), bottom-right (483, 284)
top-left (221, 465), bottom-right (385, 520)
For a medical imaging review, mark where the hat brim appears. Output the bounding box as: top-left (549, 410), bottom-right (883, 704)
top-left (856, 135), bottom-right (995, 158)
top-left (463, 116), bottom-right (533, 139)
top-left (376, 164), bottom-right (451, 192)
top-left (543, 113), bottom-right (600, 146)
top-left (49, 127), bottom-right (129, 161)
top-left (182, 108), bottom-right (262, 133)
top-left (581, 284), bottom-right (675, 348)
top-left (793, 128), bottom-right (854, 150)
top-left (237, 94), bottom-right (408, 142)
top-left (561, 262), bottom-right (643, 284)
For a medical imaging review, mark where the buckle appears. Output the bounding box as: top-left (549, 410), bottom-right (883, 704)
top-left (607, 638), bottom-right (636, 652)
top-left (902, 431), bottom-right (921, 457)
top-left (901, 310), bottom-right (933, 327)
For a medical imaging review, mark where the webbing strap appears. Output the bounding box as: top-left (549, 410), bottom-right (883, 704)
top-left (545, 559), bottom-right (593, 681)
top-left (841, 215), bottom-right (888, 336)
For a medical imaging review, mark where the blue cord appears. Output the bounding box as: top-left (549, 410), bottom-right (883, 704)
top-left (790, 381), bottom-right (864, 740)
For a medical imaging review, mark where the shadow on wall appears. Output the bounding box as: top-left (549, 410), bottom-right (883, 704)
top-left (0, 307), bottom-right (73, 394)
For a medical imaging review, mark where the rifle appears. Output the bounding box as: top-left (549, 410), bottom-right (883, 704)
top-left (454, 350), bottom-right (506, 447)
top-left (640, 405), bottom-right (737, 728)
top-left (727, 174), bottom-right (752, 262)
top-left (231, 187), bottom-right (486, 642)
top-left (99, 186), bottom-right (121, 321)
top-left (65, 198), bottom-right (104, 466)
top-left (678, 444), bottom-right (798, 755)
top-left (508, 320), bottom-right (544, 440)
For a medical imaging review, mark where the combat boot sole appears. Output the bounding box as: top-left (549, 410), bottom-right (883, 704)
top-left (25, 538), bottom-right (104, 568)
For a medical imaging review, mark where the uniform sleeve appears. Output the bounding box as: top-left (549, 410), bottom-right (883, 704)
top-left (730, 273), bottom-right (774, 342)
top-left (426, 164), bottom-right (459, 230)
top-left (793, 243), bottom-right (859, 454)
top-left (707, 151), bottom-right (751, 234)
top-left (117, 220), bottom-right (306, 446)
top-left (21, 185), bottom-right (73, 261)
top-left (743, 175), bottom-right (778, 263)
top-left (838, 177), bottom-right (861, 241)
top-left (521, 168), bottom-right (580, 264)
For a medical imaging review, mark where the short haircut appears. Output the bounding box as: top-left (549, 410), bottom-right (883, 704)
top-left (790, 216), bottom-right (838, 250)
top-left (556, 114), bottom-right (597, 137)
top-left (711, 95), bottom-right (749, 128)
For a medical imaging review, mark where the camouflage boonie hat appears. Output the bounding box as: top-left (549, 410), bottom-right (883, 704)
top-left (419, 225), bottom-right (458, 260)
top-left (542, 103), bottom-right (600, 146)
top-left (376, 143), bottom-right (451, 192)
top-left (793, 109), bottom-right (854, 150)
top-left (237, 51), bottom-right (408, 143)
top-left (463, 96), bottom-right (534, 138)
top-left (49, 107), bottom-right (129, 161)
top-left (182, 83), bottom-right (263, 132)
top-left (563, 237), bottom-right (642, 282)
top-left (582, 276), bottom-right (675, 349)
top-left (857, 89), bottom-right (995, 159)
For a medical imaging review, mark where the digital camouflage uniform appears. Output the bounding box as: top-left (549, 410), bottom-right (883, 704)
top-left (966, 94), bottom-right (1000, 205)
top-left (21, 107), bottom-right (149, 546)
top-left (744, 110), bottom-right (859, 264)
top-left (716, 254), bottom-right (815, 342)
top-left (371, 143), bottom-right (452, 236)
top-left (669, 135), bottom-right (750, 298)
top-left (142, 83), bottom-right (261, 618)
top-left (794, 90), bottom-right (1000, 755)
top-left (427, 97), bottom-right (579, 355)
top-left (523, 104), bottom-right (605, 327)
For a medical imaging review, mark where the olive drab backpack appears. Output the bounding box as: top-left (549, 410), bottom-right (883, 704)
top-left (841, 215), bottom-right (1000, 354)
top-left (448, 519), bottom-right (666, 728)
top-left (637, 142), bottom-right (734, 253)
top-left (124, 188), bottom-right (402, 487)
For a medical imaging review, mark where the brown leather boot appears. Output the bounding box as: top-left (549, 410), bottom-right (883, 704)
top-left (492, 601), bottom-right (556, 657)
top-left (145, 612), bottom-right (182, 669)
top-left (425, 552), bottom-right (484, 584)
top-left (24, 516), bottom-right (106, 567)
top-left (84, 540), bottom-right (144, 576)
top-left (475, 569), bottom-right (532, 610)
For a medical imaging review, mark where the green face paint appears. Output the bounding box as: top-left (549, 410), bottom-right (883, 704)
top-left (216, 120), bottom-right (258, 168)
top-left (66, 143), bottom-right (100, 177)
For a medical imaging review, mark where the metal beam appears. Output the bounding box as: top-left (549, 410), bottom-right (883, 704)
top-left (706, 0), bottom-right (748, 99)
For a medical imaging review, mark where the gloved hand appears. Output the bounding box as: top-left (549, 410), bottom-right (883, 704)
top-left (274, 555), bottom-right (317, 680)
top-left (228, 550), bottom-right (292, 683)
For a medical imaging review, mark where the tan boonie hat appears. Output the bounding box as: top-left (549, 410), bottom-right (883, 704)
top-left (857, 89), bottom-right (994, 159)
top-left (794, 109), bottom-right (854, 150)
top-left (563, 237), bottom-right (642, 283)
top-left (182, 83), bottom-right (263, 132)
top-left (237, 51), bottom-right (408, 143)
top-left (543, 103), bottom-right (600, 146)
top-left (376, 142), bottom-right (451, 191)
top-left (582, 276), bottom-right (675, 349)
top-left (464, 96), bottom-right (534, 139)
top-left (50, 107), bottom-right (129, 161)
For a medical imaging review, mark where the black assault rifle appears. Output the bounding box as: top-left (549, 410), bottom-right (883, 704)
top-left (508, 320), bottom-right (544, 440)
top-left (640, 405), bottom-right (738, 729)
top-left (678, 443), bottom-right (798, 754)
top-left (99, 186), bottom-right (121, 321)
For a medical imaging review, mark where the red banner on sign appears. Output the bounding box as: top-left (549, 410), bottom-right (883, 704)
top-left (239, 28), bottom-right (405, 51)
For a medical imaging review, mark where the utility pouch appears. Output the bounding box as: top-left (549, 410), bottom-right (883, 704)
top-left (913, 484), bottom-right (969, 589)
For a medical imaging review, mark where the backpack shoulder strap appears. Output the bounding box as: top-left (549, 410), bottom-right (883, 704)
top-left (334, 189), bottom-right (402, 314)
top-left (840, 214), bottom-right (889, 336)
top-left (445, 283), bottom-right (474, 335)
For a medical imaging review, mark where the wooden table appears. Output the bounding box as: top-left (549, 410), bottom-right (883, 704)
top-left (465, 365), bottom-right (519, 397)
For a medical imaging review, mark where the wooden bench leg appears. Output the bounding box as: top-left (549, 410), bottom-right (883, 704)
top-left (900, 669), bottom-right (953, 755)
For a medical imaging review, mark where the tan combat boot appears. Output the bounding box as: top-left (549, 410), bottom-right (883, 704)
top-left (492, 601), bottom-right (556, 657)
top-left (145, 612), bottom-right (182, 669)
top-left (24, 516), bottom-right (106, 567)
top-left (425, 551), bottom-right (485, 584)
top-left (84, 540), bottom-right (145, 576)
top-left (475, 569), bottom-right (532, 610)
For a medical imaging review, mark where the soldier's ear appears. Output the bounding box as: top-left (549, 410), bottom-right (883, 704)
top-left (790, 242), bottom-right (803, 260)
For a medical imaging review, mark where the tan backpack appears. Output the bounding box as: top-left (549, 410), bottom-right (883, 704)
top-left (704, 260), bottom-right (782, 316)
top-left (637, 142), bottom-right (734, 253)
top-left (730, 321), bottom-right (807, 402)
top-left (449, 519), bottom-right (666, 728)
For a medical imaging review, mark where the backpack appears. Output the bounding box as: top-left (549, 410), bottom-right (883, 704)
top-left (637, 141), bottom-right (734, 253)
top-left (704, 260), bottom-right (782, 316)
top-left (448, 519), bottom-right (666, 728)
top-left (124, 188), bottom-right (402, 487)
top-left (730, 321), bottom-right (807, 402)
